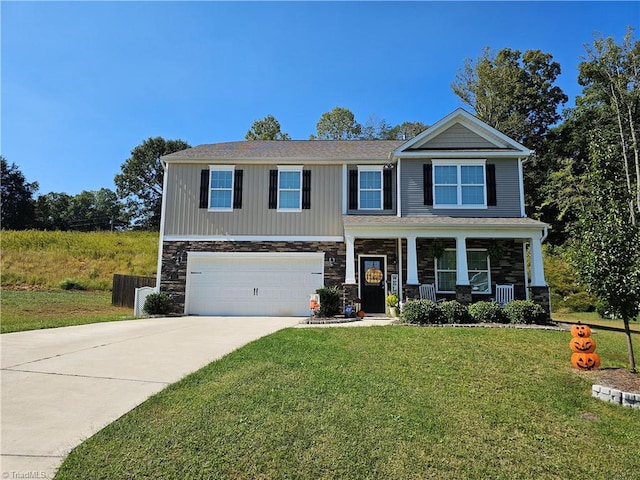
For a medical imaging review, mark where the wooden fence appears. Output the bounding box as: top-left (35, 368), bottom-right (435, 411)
top-left (112, 274), bottom-right (156, 308)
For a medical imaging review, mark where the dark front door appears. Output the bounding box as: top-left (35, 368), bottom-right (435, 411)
top-left (360, 257), bottom-right (386, 313)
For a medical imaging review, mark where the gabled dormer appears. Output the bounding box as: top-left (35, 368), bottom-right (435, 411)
top-left (393, 109), bottom-right (532, 218)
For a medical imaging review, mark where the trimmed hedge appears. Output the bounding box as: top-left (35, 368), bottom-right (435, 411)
top-left (400, 299), bottom-right (547, 326)
top-left (316, 286), bottom-right (341, 318)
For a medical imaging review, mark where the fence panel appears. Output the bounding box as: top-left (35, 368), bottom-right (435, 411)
top-left (112, 274), bottom-right (156, 308)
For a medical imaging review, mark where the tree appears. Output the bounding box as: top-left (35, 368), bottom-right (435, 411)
top-left (386, 121), bottom-right (429, 140)
top-left (578, 27), bottom-right (639, 224)
top-left (245, 115), bottom-right (290, 140)
top-left (452, 47), bottom-right (568, 153)
top-left (35, 192), bottom-right (73, 230)
top-left (311, 106), bottom-right (362, 140)
top-left (1, 157), bottom-right (38, 229)
top-left (572, 136), bottom-right (638, 371)
top-left (114, 137), bottom-right (190, 230)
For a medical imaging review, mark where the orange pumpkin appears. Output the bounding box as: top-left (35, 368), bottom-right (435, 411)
top-left (571, 352), bottom-right (600, 370)
top-left (570, 324), bottom-right (592, 338)
top-left (570, 336), bottom-right (597, 353)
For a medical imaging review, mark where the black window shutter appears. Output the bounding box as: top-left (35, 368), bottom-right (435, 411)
top-left (199, 169), bottom-right (210, 208)
top-left (348, 170), bottom-right (358, 210)
top-left (268, 169), bottom-right (278, 209)
top-left (233, 169), bottom-right (243, 209)
top-left (423, 164), bottom-right (433, 206)
top-left (302, 170), bottom-right (311, 209)
top-left (486, 164), bottom-right (497, 206)
top-left (383, 169), bottom-right (393, 210)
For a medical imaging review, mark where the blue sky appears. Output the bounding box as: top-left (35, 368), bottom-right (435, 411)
top-left (2, 1), bottom-right (638, 196)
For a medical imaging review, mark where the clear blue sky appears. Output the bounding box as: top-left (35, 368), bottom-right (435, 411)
top-left (2, 1), bottom-right (638, 196)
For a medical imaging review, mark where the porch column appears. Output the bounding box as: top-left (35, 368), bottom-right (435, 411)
top-left (455, 236), bottom-right (469, 285)
top-left (345, 235), bottom-right (356, 284)
top-left (529, 235), bottom-right (546, 286)
top-left (406, 235), bottom-right (419, 285)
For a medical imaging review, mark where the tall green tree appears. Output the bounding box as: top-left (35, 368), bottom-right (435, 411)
top-left (1, 157), bottom-right (38, 229)
top-left (245, 114), bottom-right (291, 140)
top-left (311, 106), bottom-right (362, 140)
top-left (35, 192), bottom-right (73, 230)
top-left (572, 136), bottom-right (638, 371)
top-left (115, 137), bottom-right (190, 230)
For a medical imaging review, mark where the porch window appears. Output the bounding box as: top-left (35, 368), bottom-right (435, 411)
top-left (435, 249), bottom-right (491, 294)
top-left (433, 160), bottom-right (486, 208)
top-left (209, 166), bottom-right (235, 211)
top-left (358, 167), bottom-right (383, 210)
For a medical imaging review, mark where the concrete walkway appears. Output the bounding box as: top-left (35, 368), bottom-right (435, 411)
top-left (1, 316), bottom-right (299, 479)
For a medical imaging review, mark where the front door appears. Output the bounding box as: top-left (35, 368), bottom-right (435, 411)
top-left (360, 256), bottom-right (386, 313)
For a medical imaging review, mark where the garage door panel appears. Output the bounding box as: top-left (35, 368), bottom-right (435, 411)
top-left (186, 254), bottom-right (324, 316)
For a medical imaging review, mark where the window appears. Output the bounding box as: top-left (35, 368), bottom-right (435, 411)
top-left (435, 249), bottom-right (491, 294)
top-left (433, 160), bottom-right (486, 208)
top-left (358, 167), bottom-right (383, 210)
top-left (278, 167), bottom-right (302, 211)
top-left (209, 167), bottom-right (235, 211)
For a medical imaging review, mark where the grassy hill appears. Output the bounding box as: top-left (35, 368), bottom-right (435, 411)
top-left (1, 230), bottom-right (159, 291)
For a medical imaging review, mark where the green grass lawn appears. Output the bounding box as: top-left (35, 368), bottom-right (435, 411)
top-left (1, 290), bottom-right (134, 333)
top-left (55, 326), bottom-right (640, 480)
top-left (553, 311), bottom-right (640, 333)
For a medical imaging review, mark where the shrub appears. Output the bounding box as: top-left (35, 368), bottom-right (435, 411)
top-left (503, 300), bottom-right (547, 325)
top-left (468, 301), bottom-right (506, 324)
top-left (316, 286), bottom-right (341, 317)
top-left (439, 300), bottom-right (473, 324)
top-left (400, 300), bottom-right (445, 325)
top-left (60, 278), bottom-right (87, 291)
top-left (562, 292), bottom-right (596, 312)
top-left (143, 292), bottom-right (173, 315)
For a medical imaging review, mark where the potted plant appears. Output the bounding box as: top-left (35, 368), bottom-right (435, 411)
top-left (386, 293), bottom-right (400, 317)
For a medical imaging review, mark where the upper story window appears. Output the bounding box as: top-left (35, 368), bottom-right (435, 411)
top-left (435, 249), bottom-right (491, 294)
top-left (209, 166), bottom-right (235, 211)
top-left (432, 160), bottom-right (486, 208)
top-left (278, 166), bottom-right (303, 211)
top-left (358, 167), bottom-right (383, 210)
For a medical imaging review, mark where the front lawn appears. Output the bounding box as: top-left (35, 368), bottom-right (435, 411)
top-left (0, 290), bottom-right (134, 333)
top-left (56, 327), bottom-right (640, 479)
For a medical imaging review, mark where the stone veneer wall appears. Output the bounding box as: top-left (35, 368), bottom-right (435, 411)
top-left (161, 240), bottom-right (345, 312)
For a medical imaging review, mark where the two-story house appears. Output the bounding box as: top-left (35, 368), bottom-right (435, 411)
top-left (157, 109), bottom-right (550, 317)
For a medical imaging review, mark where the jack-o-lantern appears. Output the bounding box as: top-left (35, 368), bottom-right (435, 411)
top-left (570, 324), bottom-right (592, 338)
top-left (570, 336), bottom-right (597, 353)
top-left (571, 352), bottom-right (601, 370)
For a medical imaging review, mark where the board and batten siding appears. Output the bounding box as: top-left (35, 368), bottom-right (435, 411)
top-left (163, 163), bottom-right (344, 237)
top-left (401, 159), bottom-right (522, 217)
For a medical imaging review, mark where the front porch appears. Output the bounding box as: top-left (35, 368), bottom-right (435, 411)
top-left (341, 216), bottom-right (551, 316)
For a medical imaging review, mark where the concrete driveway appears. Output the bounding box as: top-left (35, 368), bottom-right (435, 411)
top-left (1, 316), bottom-right (300, 478)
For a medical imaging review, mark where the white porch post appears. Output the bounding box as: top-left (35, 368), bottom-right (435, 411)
top-left (345, 235), bottom-right (356, 284)
top-left (455, 236), bottom-right (469, 285)
top-left (529, 235), bottom-right (547, 286)
top-left (406, 235), bottom-right (419, 285)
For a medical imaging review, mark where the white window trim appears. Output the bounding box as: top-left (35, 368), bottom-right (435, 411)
top-left (357, 165), bottom-right (384, 210)
top-left (277, 165), bottom-right (303, 212)
top-left (432, 159), bottom-right (487, 209)
top-left (208, 165), bottom-right (235, 212)
top-left (435, 248), bottom-right (491, 294)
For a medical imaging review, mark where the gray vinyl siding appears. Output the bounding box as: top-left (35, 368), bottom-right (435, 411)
top-left (421, 124), bottom-right (496, 149)
top-left (401, 159), bottom-right (522, 217)
top-left (163, 163), bottom-right (344, 236)
top-left (346, 167), bottom-right (397, 216)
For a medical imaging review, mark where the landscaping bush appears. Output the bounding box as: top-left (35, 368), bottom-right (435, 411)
top-left (316, 286), bottom-right (341, 317)
top-left (400, 299), bottom-right (445, 325)
top-left (468, 301), bottom-right (506, 324)
top-left (143, 292), bottom-right (173, 315)
top-left (439, 300), bottom-right (473, 324)
top-left (562, 292), bottom-right (596, 312)
top-left (60, 278), bottom-right (87, 291)
top-left (503, 300), bottom-right (547, 325)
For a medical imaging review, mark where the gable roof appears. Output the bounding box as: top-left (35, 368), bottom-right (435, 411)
top-left (394, 108), bottom-right (533, 158)
top-left (162, 140), bottom-right (404, 164)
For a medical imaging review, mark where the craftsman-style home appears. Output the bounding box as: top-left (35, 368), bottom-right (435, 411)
top-left (157, 109), bottom-right (550, 317)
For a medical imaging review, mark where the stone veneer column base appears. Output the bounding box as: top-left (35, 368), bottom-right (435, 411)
top-left (456, 285), bottom-right (472, 305)
top-left (529, 285), bottom-right (551, 320)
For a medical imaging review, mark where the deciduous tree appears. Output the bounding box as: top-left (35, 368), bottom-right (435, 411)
top-left (311, 106), bottom-right (362, 140)
top-left (1, 157), bottom-right (38, 229)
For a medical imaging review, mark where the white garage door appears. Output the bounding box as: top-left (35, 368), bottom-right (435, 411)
top-left (185, 252), bottom-right (325, 316)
